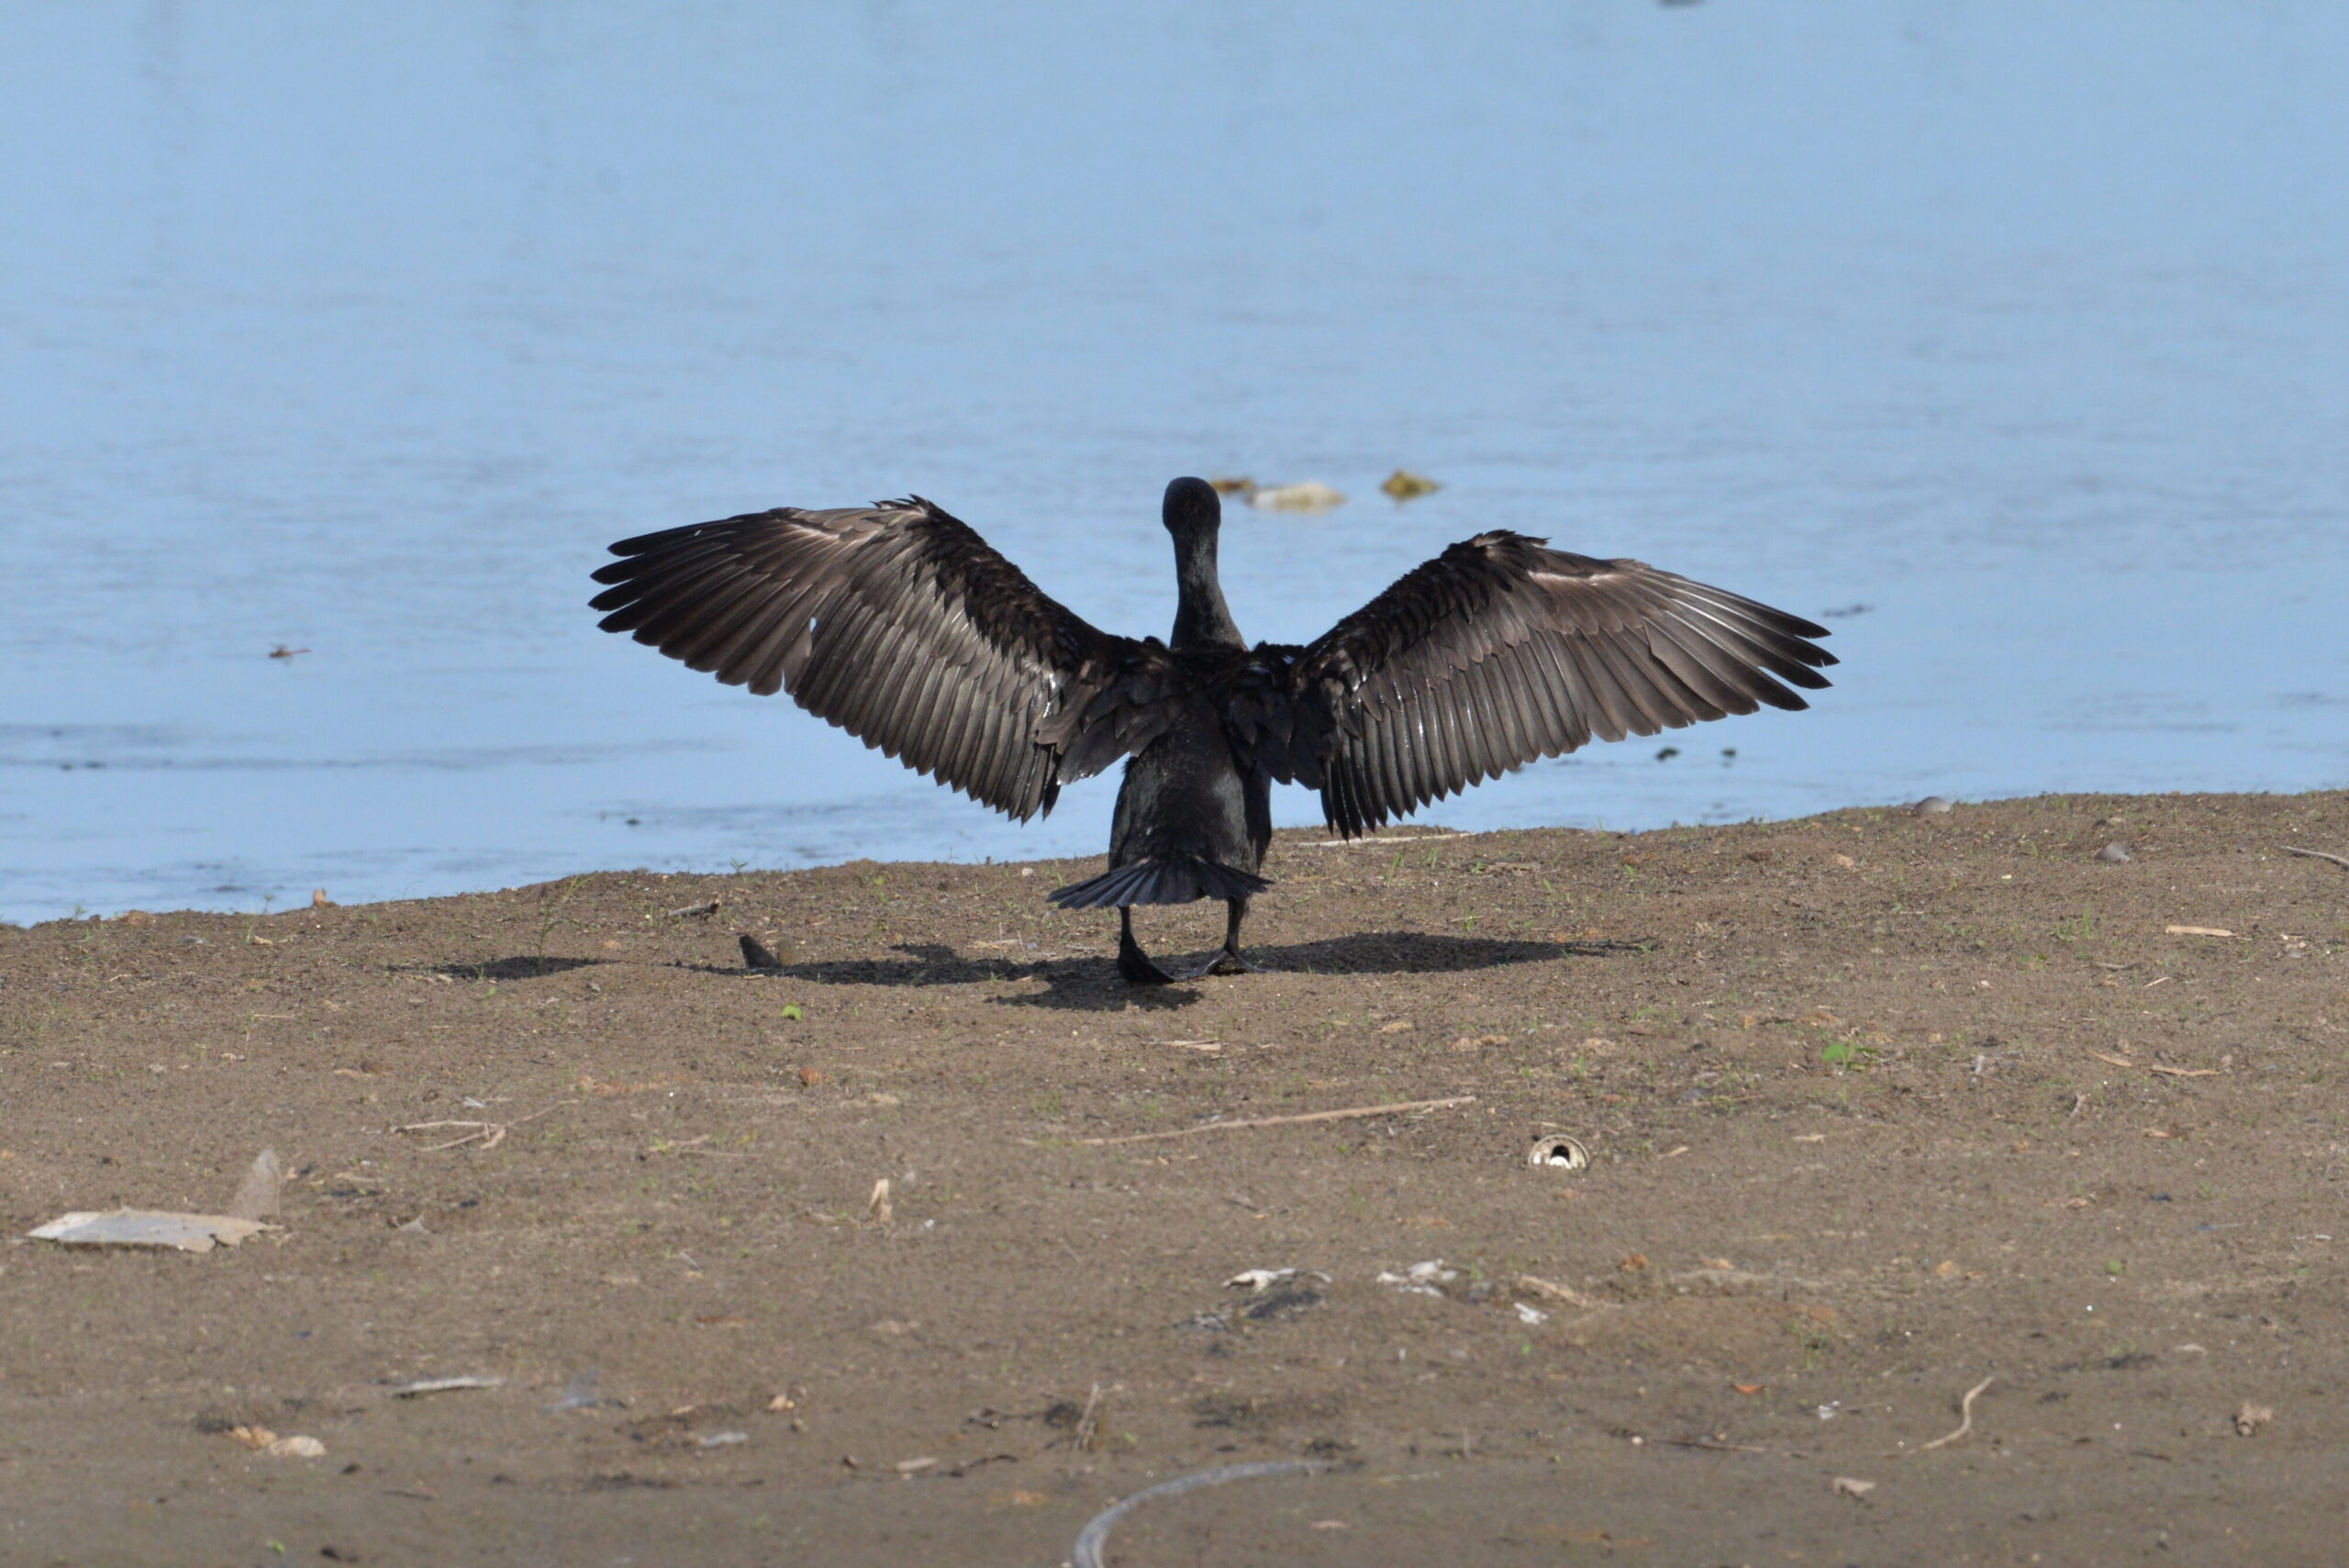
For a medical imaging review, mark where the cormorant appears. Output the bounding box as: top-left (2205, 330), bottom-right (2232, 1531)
top-left (590, 476), bottom-right (1833, 983)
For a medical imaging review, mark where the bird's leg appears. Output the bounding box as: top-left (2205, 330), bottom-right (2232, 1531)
top-left (1178, 897), bottom-right (1272, 979)
top-left (1117, 906), bottom-right (1174, 986)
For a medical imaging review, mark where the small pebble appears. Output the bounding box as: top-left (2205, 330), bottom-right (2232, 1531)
top-left (2096, 842), bottom-right (2132, 862)
top-left (1912, 795), bottom-right (1954, 816)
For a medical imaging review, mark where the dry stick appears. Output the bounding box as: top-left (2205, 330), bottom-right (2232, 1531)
top-left (1916, 1376), bottom-right (1996, 1452)
top-left (1300, 830), bottom-right (1478, 849)
top-left (395, 1119), bottom-right (511, 1152)
top-left (2283, 846), bottom-right (2349, 872)
top-left (396, 1100), bottom-right (567, 1154)
top-left (1076, 1095), bottom-right (1477, 1147)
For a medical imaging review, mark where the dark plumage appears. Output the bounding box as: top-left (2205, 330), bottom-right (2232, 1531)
top-left (590, 475), bottom-right (1834, 982)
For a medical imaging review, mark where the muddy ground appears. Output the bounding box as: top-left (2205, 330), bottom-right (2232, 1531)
top-left (3, 791), bottom-right (2346, 1566)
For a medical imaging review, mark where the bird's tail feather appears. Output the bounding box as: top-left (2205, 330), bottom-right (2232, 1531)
top-left (1047, 855), bottom-right (1271, 909)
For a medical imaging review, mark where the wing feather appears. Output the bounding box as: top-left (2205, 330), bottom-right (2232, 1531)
top-left (1271, 532), bottom-right (1834, 833)
top-left (591, 499), bottom-right (1157, 819)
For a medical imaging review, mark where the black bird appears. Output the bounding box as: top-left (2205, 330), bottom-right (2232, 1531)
top-left (590, 477), bottom-right (1834, 983)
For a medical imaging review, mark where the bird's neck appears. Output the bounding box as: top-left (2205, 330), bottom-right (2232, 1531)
top-left (1170, 531), bottom-right (1245, 651)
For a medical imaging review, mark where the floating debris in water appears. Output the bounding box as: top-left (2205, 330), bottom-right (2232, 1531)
top-left (1249, 482), bottom-right (1345, 513)
top-left (1379, 469), bottom-right (1442, 501)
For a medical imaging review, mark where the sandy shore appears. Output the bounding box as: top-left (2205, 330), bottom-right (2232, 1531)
top-left (4, 790), bottom-right (2345, 1563)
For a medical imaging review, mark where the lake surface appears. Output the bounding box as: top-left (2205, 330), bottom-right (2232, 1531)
top-left (4, 2), bottom-right (2345, 925)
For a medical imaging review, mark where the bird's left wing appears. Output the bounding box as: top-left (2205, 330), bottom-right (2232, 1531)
top-left (1242, 531), bottom-right (1835, 836)
top-left (590, 498), bottom-right (1170, 820)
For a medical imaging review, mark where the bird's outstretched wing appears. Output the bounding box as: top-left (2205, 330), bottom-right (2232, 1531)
top-left (590, 498), bottom-right (1172, 820)
top-left (1249, 531), bottom-right (1835, 836)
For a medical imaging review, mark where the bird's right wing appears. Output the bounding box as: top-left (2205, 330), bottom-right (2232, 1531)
top-left (590, 498), bottom-right (1174, 820)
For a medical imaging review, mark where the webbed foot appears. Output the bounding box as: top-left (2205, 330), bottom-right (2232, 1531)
top-left (1174, 949), bottom-right (1273, 980)
top-left (1119, 948), bottom-right (1175, 985)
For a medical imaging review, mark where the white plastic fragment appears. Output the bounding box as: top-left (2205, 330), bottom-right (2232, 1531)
top-left (547, 1371), bottom-right (605, 1412)
top-left (1226, 1268), bottom-right (1293, 1293)
top-left (1525, 1135), bottom-right (1590, 1171)
top-left (1223, 1267), bottom-right (1330, 1294)
top-left (1515, 1302), bottom-right (1549, 1325)
top-left (388, 1375), bottom-right (506, 1398)
top-left (226, 1426), bottom-right (324, 1459)
top-left (228, 1149), bottom-right (284, 1220)
top-left (27, 1209), bottom-right (275, 1253)
top-left (1376, 1259), bottom-right (1459, 1296)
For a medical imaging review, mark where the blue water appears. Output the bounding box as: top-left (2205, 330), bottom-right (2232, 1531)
top-left (4, 2), bottom-right (2345, 925)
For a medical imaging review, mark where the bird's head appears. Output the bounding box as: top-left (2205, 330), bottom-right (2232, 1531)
top-left (1162, 475), bottom-right (1222, 544)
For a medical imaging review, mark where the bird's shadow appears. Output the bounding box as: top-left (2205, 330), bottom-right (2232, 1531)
top-left (735, 931), bottom-right (1641, 1013)
top-left (419, 956), bottom-right (607, 982)
top-left (412, 934), bottom-right (1644, 1015)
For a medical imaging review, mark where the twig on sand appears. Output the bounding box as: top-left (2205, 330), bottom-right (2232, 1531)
top-left (1074, 1095), bottom-right (1477, 1147)
top-left (1299, 830), bottom-right (1481, 849)
top-left (1074, 1381), bottom-right (1103, 1452)
top-left (1517, 1274), bottom-right (1612, 1311)
top-left (2283, 846), bottom-right (2349, 872)
top-left (395, 1101), bottom-right (566, 1153)
top-left (1916, 1376), bottom-right (1996, 1451)
top-left (396, 1120), bottom-right (507, 1152)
